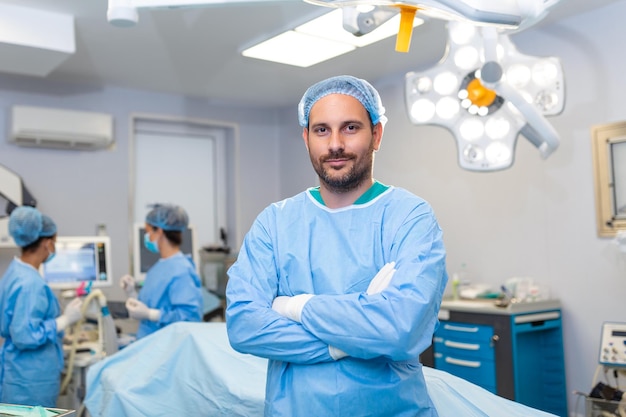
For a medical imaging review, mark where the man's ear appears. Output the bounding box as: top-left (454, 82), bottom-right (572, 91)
top-left (302, 127), bottom-right (310, 152)
top-left (372, 122), bottom-right (383, 151)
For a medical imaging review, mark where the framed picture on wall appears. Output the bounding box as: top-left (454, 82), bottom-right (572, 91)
top-left (591, 121), bottom-right (626, 237)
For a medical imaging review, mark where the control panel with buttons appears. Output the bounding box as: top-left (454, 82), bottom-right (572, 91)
top-left (599, 322), bottom-right (626, 367)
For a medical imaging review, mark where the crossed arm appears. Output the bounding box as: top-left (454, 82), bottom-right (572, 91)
top-left (226, 210), bottom-right (448, 364)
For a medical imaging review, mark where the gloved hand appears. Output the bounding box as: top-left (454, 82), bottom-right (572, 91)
top-left (125, 298), bottom-right (161, 322)
top-left (272, 294), bottom-right (314, 323)
top-left (366, 262), bottom-right (396, 295)
top-left (329, 345), bottom-right (349, 360)
top-left (55, 297), bottom-right (84, 332)
top-left (120, 274), bottom-right (138, 299)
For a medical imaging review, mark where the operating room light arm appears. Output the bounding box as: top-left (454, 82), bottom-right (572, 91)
top-left (306, 0), bottom-right (558, 30)
top-left (107, 0), bottom-right (282, 27)
top-left (493, 81), bottom-right (560, 158)
top-left (479, 26), bottom-right (560, 158)
top-left (108, 0), bottom-right (560, 36)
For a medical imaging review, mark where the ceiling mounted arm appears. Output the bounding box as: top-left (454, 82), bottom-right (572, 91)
top-left (480, 63), bottom-right (560, 159)
top-left (341, 6), bottom-right (398, 37)
top-left (479, 26), bottom-right (560, 159)
top-left (306, 0), bottom-right (562, 52)
top-left (0, 164), bottom-right (36, 215)
top-left (0, 164), bottom-right (37, 247)
top-left (304, 0), bottom-right (524, 27)
top-left (107, 0), bottom-right (285, 27)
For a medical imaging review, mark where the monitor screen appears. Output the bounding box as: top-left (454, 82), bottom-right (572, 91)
top-left (133, 223), bottom-right (199, 284)
top-left (41, 236), bottom-right (112, 290)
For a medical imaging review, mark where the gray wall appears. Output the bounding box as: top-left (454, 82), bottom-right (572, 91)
top-left (278, 3), bottom-right (626, 416)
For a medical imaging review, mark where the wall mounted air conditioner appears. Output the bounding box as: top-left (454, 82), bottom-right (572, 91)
top-left (9, 106), bottom-right (114, 150)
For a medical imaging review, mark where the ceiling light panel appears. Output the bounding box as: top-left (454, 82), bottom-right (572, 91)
top-left (242, 31), bottom-right (355, 68)
top-left (242, 9), bottom-right (423, 67)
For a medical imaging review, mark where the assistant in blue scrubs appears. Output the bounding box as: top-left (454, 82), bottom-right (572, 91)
top-left (123, 204), bottom-right (202, 339)
top-left (0, 206), bottom-right (83, 407)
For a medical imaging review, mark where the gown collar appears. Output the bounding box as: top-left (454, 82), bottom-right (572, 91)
top-left (308, 180), bottom-right (389, 206)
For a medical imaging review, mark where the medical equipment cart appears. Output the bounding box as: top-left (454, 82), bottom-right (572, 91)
top-left (581, 322), bottom-right (626, 416)
top-left (421, 299), bottom-right (568, 417)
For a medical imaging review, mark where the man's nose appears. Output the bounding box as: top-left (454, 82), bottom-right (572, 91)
top-left (328, 131), bottom-right (344, 151)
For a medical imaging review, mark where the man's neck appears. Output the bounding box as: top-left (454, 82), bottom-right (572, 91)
top-left (319, 178), bottom-right (374, 209)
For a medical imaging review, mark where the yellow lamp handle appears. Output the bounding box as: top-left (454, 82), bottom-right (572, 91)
top-left (395, 6), bottom-right (418, 53)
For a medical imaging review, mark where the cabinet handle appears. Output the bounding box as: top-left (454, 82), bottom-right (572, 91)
top-left (444, 340), bottom-right (480, 350)
top-left (443, 324), bottom-right (479, 333)
top-left (445, 357), bottom-right (481, 368)
top-left (514, 311), bottom-right (560, 324)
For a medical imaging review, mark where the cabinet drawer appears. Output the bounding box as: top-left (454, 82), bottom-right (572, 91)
top-left (435, 321), bottom-right (495, 360)
top-left (437, 322), bottom-right (494, 342)
top-left (434, 337), bottom-right (494, 360)
top-left (434, 353), bottom-right (496, 392)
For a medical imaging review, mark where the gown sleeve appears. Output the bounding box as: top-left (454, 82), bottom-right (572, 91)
top-left (158, 269), bottom-right (203, 325)
top-left (226, 210), bottom-right (335, 365)
top-left (300, 204), bottom-right (448, 361)
top-left (10, 278), bottom-right (58, 350)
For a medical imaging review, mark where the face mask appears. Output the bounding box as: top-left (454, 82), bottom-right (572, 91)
top-left (144, 232), bottom-right (159, 254)
top-left (44, 241), bottom-right (56, 263)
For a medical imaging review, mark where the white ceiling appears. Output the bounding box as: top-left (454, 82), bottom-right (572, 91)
top-left (1, 0), bottom-right (621, 107)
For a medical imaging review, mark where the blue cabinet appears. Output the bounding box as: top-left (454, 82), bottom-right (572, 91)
top-left (434, 321), bottom-right (497, 393)
top-left (424, 300), bottom-right (568, 417)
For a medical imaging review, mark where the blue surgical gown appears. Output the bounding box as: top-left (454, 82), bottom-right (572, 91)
top-left (136, 252), bottom-right (203, 339)
top-left (226, 184), bottom-right (449, 417)
top-left (0, 258), bottom-right (63, 407)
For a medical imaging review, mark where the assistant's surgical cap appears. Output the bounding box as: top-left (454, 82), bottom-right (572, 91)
top-left (40, 215), bottom-right (57, 237)
top-left (9, 206), bottom-right (57, 247)
top-left (298, 75), bottom-right (387, 128)
top-left (146, 204), bottom-right (189, 231)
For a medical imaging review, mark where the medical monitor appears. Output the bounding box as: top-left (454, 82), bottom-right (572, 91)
top-left (41, 236), bottom-right (112, 291)
top-left (133, 223), bottom-right (199, 284)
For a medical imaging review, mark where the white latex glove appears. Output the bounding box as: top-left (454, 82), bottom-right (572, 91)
top-left (327, 265), bottom-right (397, 360)
top-left (272, 294), bottom-right (314, 323)
top-left (55, 297), bottom-right (84, 332)
top-left (366, 262), bottom-right (396, 295)
top-left (120, 274), bottom-right (138, 299)
top-left (125, 298), bottom-right (160, 322)
top-left (329, 345), bottom-right (349, 361)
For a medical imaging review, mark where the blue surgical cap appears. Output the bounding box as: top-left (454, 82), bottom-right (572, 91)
top-left (8, 206), bottom-right (57, 247)
top-left (40, 215), bottom-right (57, 237)
top-left (297, 75), bottom-right (387, 128)
top-left (145, 204), bottom-right (189, 232)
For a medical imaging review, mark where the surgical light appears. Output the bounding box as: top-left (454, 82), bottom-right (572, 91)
top-left (405, 20), bottom-right (564, 171)
top-left (410, 99), bottom-right (435, 123)
top-left (305, 0), bottom-right (562, 52)
top-left (106, 0), bottom-right (562, 66)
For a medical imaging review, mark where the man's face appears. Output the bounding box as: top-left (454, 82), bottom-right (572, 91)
top-left (303, 94), bottom-right (382, 193)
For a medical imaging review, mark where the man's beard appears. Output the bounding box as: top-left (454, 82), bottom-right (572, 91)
top-left (312, 147), bottom-right (374, 194)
